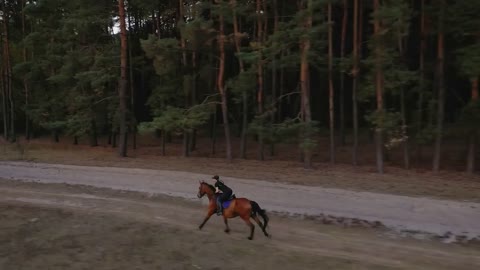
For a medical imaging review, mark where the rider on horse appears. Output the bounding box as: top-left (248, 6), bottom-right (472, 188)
top-left (197, 177), bottom-right (270, 240)
top-left (213, 175), bottom-right (233, 215)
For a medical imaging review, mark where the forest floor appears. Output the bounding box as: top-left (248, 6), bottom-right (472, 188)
top-left (0, 180), bottom-right (479, 270)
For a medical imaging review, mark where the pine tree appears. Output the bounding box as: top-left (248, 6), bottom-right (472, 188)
top-left (327, 0), bottom-right (335, 164)
top-left (450, 0), bottom-right (480, 173)
top-left (215, 0), bottom-right (233, 161)
top-left (299, 0), bottom-right (314, 168)
top-left (118, 0), bottom-right (129, 157)
top-left (352, 0), bottom-right (359, 165)
top-left (230, 0), bottom-right (249, 159)
top-left (339, 0), bottom-right (347, 146)
top-left (432, 0), bottom-right (446, 172)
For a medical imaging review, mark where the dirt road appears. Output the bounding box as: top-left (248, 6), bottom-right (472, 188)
top-left (0, 180), bottom-right (479, 270)
top-left (1, 161), bottom-right (479, 241)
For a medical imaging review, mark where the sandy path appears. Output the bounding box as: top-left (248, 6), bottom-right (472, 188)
top-left (0, 161), bottom-right (479, 240)
top-left (0, 181), bottom-right (479, 270)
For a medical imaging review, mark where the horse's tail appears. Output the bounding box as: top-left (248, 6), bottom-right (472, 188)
top-left (250, 201), bottom-right (269, 230)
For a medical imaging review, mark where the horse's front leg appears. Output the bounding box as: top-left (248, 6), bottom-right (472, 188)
top-left (199, 209), bottom-right (214, 230)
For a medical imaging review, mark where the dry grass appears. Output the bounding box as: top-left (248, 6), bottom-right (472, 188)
top-left (1, 135), bottom-right (479, 202)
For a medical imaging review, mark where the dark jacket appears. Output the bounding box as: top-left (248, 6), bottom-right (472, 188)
top-left (215, 180), bottom-right (232, 194)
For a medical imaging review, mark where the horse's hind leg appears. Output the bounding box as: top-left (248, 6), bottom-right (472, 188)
top-left (223, 217), bottom-right (230, 234)
top-left (241, 216), bottom-right (255, 240)
top-left (252, 215), bottom-right (269, 237)
top-left (252, 214), bottom-right (264, 229)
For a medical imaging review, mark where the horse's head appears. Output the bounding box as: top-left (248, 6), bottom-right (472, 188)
top-left (197, 181), bottom-right (214, 198)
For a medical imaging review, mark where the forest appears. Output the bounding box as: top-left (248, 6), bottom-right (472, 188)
top-left (0, 0), bottom-right (479, 174)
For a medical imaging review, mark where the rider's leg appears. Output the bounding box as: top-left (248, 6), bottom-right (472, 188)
top-left (216, 195), bottom-right (222, 214)
top-left (219, 191), bottom-right (232, 215)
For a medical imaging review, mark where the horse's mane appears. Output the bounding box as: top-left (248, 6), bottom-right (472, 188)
top-left (201, 181), bottom-right (215, 192)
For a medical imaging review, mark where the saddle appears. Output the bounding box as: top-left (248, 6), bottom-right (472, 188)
top-left (216, 194), bottom-right (236, 209)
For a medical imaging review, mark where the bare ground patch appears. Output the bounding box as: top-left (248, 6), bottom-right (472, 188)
top-left (0, 180), bottom-right (479, 270)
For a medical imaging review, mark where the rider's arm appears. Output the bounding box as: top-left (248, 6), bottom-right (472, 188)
top-left (215, 187), bottom-right (220, 193)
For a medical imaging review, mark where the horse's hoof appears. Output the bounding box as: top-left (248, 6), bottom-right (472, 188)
top-left (247, 237), bottom-right (253, 240)
top-left (224, 229), bottom-right (230, 234)
top-left (198, 226), bottom-right (203, 230)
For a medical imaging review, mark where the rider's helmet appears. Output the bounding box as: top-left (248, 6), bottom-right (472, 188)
top-left (212, 175), bottom-right (219, 181)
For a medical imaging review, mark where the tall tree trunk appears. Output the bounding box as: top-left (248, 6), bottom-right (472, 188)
top-left (190, 0), bottom-right (198, 153)
top-left (270, 0), bottom-right (279, 156)
top-left (179, 0), bottom-right (190, 157)
top-left (22, 0), bottom-right (30, 140)
top-left (263, 0), bottom-right (268, 37)
top-left (416, 0), bottom-right (426, 165)
top-left (178, 0), bottom-right (186, 64)
top-left (7, 30), bottom-right (14, 143)
top-left (118, 0), bottom-right (129, 157)
top-left (472, 78), bottom-right (479, 101)
top-left (328, 1), bottom-right (335, 164)
top-left (399, 31), bottom-right (410, 169)
top-left (183, 132), bottom-right (190, 157)
top-left (182, 132), bottom-right (190, 156)
top-left (432, 0), bottom-right (445, 173)
top-left (352, 0), bottom-right (359, 166)
top-left (217, 13), bottom-right (232, 161)
top-left (358, 0), bottom-right (364, 59)
top-left (152, 11), bottom-right (156, 35)
top-left (339, 0), bottom-right (347, 146)
top-left (112, 132), bottom-right (117, 148)
top-left (278, 0), bottom-right (286, 124)
top-left (156, 10), bottom-right (161, 38)
top-left (190, 53), bottom-right (197, 152)
top-left (401, 88), bottom-right (410, 169)
top-left (161, 130), bottom-right (166, 156)
top-left (188, 129), bottom-right (197, 152)
top-left (374, 0), bottom-right (384, 174)
top-left (53, 130), bottom-right (59, 143)
top-left (209, 46), bottom-right (217, 155)
top-left (467, 77), bottom-right (478, 173)
top-left (278, 50), bottom-right (285, 119)
top-left (89, 119), bottom-right (98, 147)
top-left (2, 1), bottom-right (14, 143)
top-left (231, 0), bottom-right (248, 159)
top-left (256, 0), bottom-right (265, 161)
top-left (241, 90), bottom-right (248, 157)
top-left (300, 0), bottom-right (313, 169)
top-left (127, 11), bottom-right (136, 150)
top-left (1, 62), bottom-right (7, 140)
top-left (211, 108), bottom-right (217, 156)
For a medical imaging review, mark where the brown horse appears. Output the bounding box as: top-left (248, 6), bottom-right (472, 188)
top-left (197, 181), bottom-right (270, 240)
